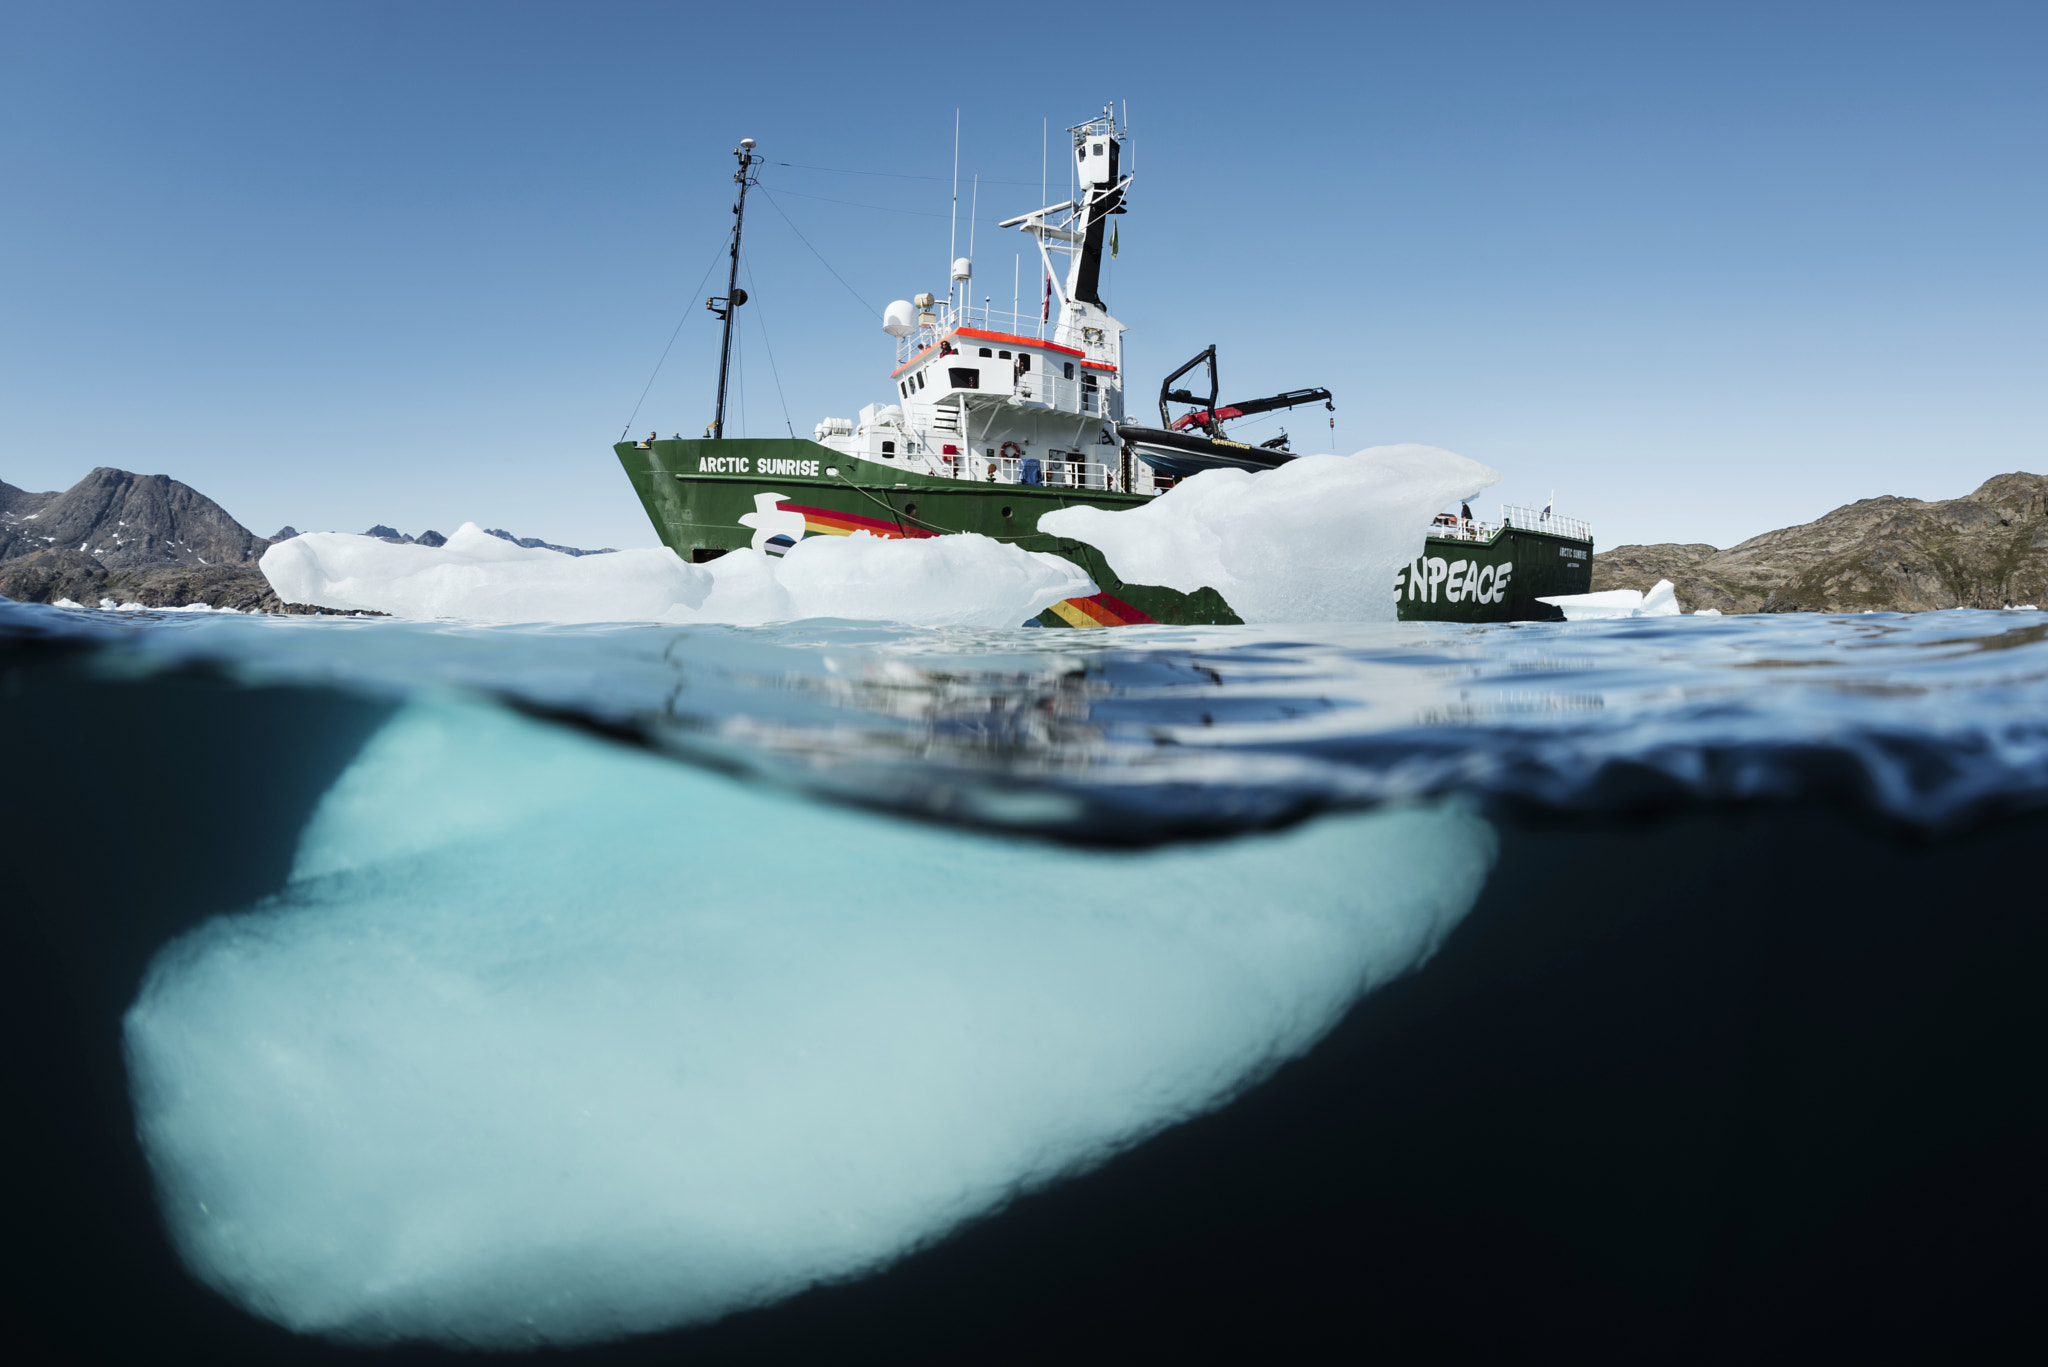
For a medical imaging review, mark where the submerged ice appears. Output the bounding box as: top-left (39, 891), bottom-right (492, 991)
top-left (259, 521), bottom-right (1094, 627)
top-left (123, 699), bottom-right (1496, 1348)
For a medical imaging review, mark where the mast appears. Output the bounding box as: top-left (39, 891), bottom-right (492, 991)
top-left (708, 137), bottom-right (760, 440)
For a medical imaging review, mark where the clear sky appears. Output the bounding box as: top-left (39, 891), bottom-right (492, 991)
top-left (3, 1), bottom-right (2041, 551)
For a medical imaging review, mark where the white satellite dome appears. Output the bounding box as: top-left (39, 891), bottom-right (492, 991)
top-left (882, 299), bottom-right (917, 337)
top-left (951, 257), bottom-right (973, 281)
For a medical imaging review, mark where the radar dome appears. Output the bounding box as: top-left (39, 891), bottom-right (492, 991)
top-left (951, 257), bottom-right (972, 281)
top-left (882, 300), bottom-right (917, 337)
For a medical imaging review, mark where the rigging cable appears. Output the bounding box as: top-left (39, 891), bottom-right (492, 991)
top-left (768, 185), bottom-right (949, 219)
top-left (742, 252), bottom-right (796, 439)
top-left (619, 234), bottom-right (729, 441)
top-left (762, 185), bottom-right (1027, 234)
top-left (771, 160), bottom-right (1038, 187)
top-left (757, 187), bottom-right (879, 317)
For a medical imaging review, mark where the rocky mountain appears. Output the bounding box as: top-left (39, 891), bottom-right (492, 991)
top-left (0, 467), bottom-right (269, 569)
top-left (1593, 472), bottom-right (2048, 613)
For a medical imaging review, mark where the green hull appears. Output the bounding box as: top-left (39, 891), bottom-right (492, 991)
top-left (1396, 526), bottom-right (1591, 622)
top-left (617, 439), bottom-right (1590, 626)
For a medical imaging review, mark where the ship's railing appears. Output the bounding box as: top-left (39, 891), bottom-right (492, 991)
top-left (1017, 374), bottom-right (1116, 418)
top-left (896, 300), bottom-right (1114, 367)
top-left (1500, 504), bottom-right (1591, 542)
top-left (1041, 456), bottom-right (1110, 490)
top-left (1428, 516), bottom-right (1498, 543)
top-left (935, 450), bottom-right (1111, 490)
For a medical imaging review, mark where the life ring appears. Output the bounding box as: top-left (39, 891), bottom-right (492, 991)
top-left (999, 440), bottom-right (1023, 461)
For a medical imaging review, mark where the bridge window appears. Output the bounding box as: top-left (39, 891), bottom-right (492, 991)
top-left (1063, 361), bottom-right (1075, 380)
top-left (998, 350), bottom-right (1010, 359)
top-left (948, 367), bottom-right (980, 389)
top-left (881, 441), bottom-right (896, 455)
top-left (916, 371), bottom-right (926, 390)
top-left (978, 347), bottom-right (992, 357)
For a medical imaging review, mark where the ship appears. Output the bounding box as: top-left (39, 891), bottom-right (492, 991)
top-left (615, 109), bottom-right (1593, 626)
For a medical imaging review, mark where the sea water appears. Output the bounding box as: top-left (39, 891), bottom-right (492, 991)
top-left (3, 599), bottom-right (2044, 1362)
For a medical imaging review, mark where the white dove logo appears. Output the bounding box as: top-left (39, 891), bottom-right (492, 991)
top-left (736, 492), bottom-right (808, 556)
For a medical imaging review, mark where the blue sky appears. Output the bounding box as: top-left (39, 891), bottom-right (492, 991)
top-left (3, 1), bottom-right (2041, 550)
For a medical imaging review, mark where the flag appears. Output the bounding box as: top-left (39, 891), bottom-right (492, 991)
top-left (1111, 223), bottom-right (1119, 258)
top-left (1542, 494), bottom-right (1553, 519)
top-left (1043, 271), bottom-right (1052, 322)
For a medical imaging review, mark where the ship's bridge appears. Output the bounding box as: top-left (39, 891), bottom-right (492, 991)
top-left (889, 326), bottom-right (1118, 422)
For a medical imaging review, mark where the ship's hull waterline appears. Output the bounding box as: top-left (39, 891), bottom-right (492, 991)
top-left (618, 439), bottom-right (1589, 626)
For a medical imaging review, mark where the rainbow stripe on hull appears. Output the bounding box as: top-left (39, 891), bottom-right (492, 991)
top-left (1039, 592), bottom-right (1157, 628)
top-left (782, 503), bottom-right (934, 540)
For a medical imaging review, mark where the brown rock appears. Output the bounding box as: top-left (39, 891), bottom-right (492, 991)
top-left (1594, 473), bottom-right (2048, 614)
top-left (0, 548), bottom-right (112, 605)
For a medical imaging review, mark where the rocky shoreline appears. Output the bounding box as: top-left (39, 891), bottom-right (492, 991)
top-left (0, 548), bottom-right (334, 614)
top-left (1593, 473), bottom-right (2047, 614)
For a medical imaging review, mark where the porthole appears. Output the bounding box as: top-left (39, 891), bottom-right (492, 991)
top-left (904, 502), bottom-right (919, 519)
top-left (1000, 506), bottom-right (1013, 519)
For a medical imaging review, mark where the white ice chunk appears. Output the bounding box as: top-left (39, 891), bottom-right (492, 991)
top-left (258, 522), bottom-right (1091, 627)
top-left (1038, 445), bottom-right (1499, 623)
top-left (52, 597), bottom-right (84, 610)
top-left (1639, 579), bottom-right (1679, 616)
top-left (773, 530), bottom-right (1093, 628)
top-left (124, 699), bottom-right (1496, 1348)
top-left (1692, 607), bottom-right (1723, 616)
top-left (1538, 579), bottom-right (1684, 620)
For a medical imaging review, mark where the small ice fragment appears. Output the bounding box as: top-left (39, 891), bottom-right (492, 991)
top-left (1538, 580), bottom-right (1682, 620)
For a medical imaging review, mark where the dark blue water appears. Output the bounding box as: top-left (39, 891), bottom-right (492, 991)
top-left (4, 599), bottom-right (2045, 1362)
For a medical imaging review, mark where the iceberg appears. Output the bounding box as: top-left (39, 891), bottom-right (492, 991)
top-left (259, 522), bottom-right (1093, 627)
top-left (124, 698), bottom-right (1497, 1347)
top-left (1537, 579), bottom-right (1683, 621)
top-left (1037, 445), bottom-right (1500, 624)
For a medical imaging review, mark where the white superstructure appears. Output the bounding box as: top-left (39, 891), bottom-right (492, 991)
top-left (810, 108), bottom-right (1148, 493)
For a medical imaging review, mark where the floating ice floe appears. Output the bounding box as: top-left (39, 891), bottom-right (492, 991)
top-left (1038, 444), bottom-right (1500, 624)
top-left (259, 522), bottom-right (1093, 627)
top-left (1537, 579), bottom-right (1684, 620)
